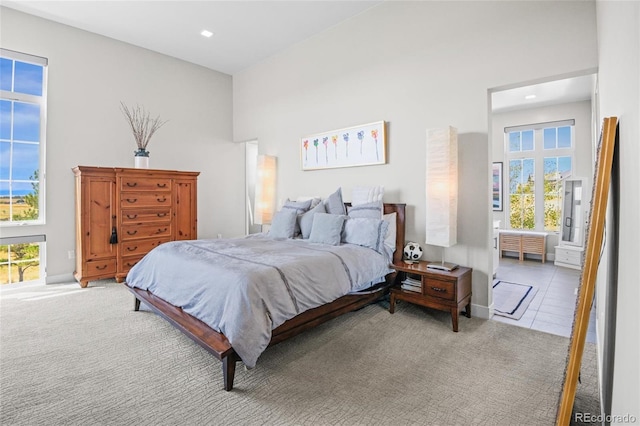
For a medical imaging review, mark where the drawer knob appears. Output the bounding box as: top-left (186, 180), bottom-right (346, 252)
top-left (126, 182), bottom-right (137, 187)
top-left (127, 246), bottom-right (138, 252)
top-left (157, 197), bottom-right (167, 203)
top-left (157, 212), bottom-right (167, 217)
top-left (96, 264), bottom-right (108, 270)
top-left (157, 183), bottom-right (167, 188)
top-left (127, 230), bottom-right (138, 235)
top-left (157, 228), bottom-right (167, 233)
top-left (126, 214), bottom-right (137, 219)
top-left (126, 198), bottom-right (137, 203)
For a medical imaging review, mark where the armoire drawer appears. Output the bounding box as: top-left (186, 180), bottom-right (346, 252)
top-left (120, 237), bottom-right (170, 257)
top-left (121, 223), bottom-right (172, 240)
top-left (84, 258), bottom-right (117, 276)
top-left (121, 208), bottom-right (172, 224)
top-left (120, 177), bottom-right (172, 192)
top-left (121, 192), bottom-right (173, 208)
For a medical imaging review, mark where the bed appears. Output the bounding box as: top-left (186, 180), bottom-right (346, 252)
top-left (125, 203), bottom-right (405, 391)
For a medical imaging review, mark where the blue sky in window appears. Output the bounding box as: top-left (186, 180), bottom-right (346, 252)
top-left (0, 57), bottom-right (43, 196)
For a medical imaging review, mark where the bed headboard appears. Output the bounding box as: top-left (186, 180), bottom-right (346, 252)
top-left (344, 202), bottom-right (406, 265)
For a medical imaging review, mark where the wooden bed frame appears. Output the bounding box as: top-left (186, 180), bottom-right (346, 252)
top-left (127, 203), bottom-right (406, 391)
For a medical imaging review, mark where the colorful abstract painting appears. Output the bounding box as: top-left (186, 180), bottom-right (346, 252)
top-left (301, 121), bottom-right (386, 170)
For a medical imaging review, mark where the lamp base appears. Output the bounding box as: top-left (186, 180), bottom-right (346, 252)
top-left (427, 261), bottom-right (459, 272)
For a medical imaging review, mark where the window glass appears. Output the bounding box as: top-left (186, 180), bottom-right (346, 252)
top-left (13, 102), bottom-right (40, 142)
top-left (0, 100), bottom-right (10, 139)
top-left (558, 126), bottom-right (571, 148)
top-left (521, 130), bottom-right (534, 151)
top-left (509, 132), bottom-right (520, 152)
top-left (0, 242), bottom-right (41, 284)
top-left (14, 61), bottom-right (43, 96)
top-left (12, 143), bottom-right (39, 180)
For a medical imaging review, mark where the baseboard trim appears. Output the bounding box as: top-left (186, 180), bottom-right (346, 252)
top-left (472, 303), bottom-right (491, 320)
top-left (46, 273), bottom-right (75, 284)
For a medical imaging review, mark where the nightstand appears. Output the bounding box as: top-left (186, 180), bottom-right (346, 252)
top-left (389, 261), bottom-right (472, 332)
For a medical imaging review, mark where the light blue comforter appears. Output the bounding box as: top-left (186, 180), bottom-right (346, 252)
top-left (125, 235), bottom-right (392, 367)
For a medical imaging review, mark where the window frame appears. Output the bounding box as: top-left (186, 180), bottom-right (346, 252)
top-left (505, 120), bottom-right (575, 233)
top-left (0, 48), bottom-right (48, 227)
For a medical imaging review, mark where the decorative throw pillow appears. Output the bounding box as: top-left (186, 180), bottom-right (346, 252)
top-left (351, 186), bottom-right (384, 206)
top-left (347, 199), bottom-right (383, 219)
top-left (323, 188), bottom-right (346, 215)
top-left (342, 217), bottom-right (389, 254)
top-left (268, 208), bottom-right (298, 239)
top-left (299, 202), bottom-right (326, 239)
top-left (282, 199), bottom-right (312, 236)
top-left (308, 213), bottom-right (347, 246)
top-left (296, 196), bottom-right (322, 209)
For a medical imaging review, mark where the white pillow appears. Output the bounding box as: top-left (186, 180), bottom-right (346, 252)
top-left (352, 186), bottom-right (384, 206)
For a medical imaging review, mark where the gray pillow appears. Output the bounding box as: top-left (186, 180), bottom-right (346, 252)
top-left (347, 199), bottom-right (383, 219)
top-left (299, 202), bottom-right (326, 239)
top-left (268, 208), bottom-right (298, 239)
top-left (342, 217), bottom-right (389, 254)
top-left (308, 213), bottom-right (346, 246)
top-left (324, 188), bottom-right (346, 215)
top-left (282, 199), bottom-right (312, 236)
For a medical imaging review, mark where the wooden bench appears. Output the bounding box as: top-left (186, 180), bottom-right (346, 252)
top-left (499, 231), bottom-right (547, 263)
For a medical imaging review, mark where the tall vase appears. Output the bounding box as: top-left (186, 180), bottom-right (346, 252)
top-left (134, 149), bottom-right (149, 169)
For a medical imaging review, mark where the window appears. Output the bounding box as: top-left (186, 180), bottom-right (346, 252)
top-left (0, 49), bottom-right (47, 225)
top-left (505, 120), bottom-right (574, 232)
top-left (0, 235), bottom-right (45, 284)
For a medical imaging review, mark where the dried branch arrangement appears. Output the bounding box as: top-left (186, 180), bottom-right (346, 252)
top-left (120, 102), bottom-right (168, 151)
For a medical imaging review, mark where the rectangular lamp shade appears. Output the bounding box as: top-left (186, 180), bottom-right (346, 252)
top-left (254, 155), bottom-right (277, 225)
top-left (425, 126), bottom-right (458, 247)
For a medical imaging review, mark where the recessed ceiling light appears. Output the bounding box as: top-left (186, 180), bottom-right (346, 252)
top-left (201, 30), bottom-right (214, 38)
top-left (525, 94), bottom-right (537, 100)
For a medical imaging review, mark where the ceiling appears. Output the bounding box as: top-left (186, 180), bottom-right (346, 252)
top-left (3, 0), bottom-right (383, 75)
top-left (491, 74), bottom-right (596, 113)
top-left (4, 1), bottom-right (595, 110)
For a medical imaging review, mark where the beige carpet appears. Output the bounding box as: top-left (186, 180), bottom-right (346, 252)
top-left (0, 280), bottom-right (599, 425)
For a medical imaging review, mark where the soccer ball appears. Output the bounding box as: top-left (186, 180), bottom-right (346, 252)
top-left (403, 242), bottom-right (423, 261)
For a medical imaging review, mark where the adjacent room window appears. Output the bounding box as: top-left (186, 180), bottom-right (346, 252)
top-left (505, 120), bottom-right (574, 232)
top-left (0, 49), bottom-right (47, 225)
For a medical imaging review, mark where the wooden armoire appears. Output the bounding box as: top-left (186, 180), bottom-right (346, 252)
top-left (73, 166), bottom-right (199, 287)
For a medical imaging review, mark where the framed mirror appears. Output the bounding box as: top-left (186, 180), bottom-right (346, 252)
top-left (560, 178), bottom-right (584, 247)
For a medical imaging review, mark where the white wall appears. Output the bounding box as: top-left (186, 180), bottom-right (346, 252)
top-left (491, 100), bottom-right (594, 257)
top-left (595, 1), bottom-right (640, 422)
top-left (233, 0), bottom-right (598, 315)
top-left (0, 7), bottom-right (245, 282)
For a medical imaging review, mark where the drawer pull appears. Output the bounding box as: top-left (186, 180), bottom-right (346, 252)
top-left (157, 228), bottom-right (168, 233)
top-left (157, 197), bottom-right (167, 203)
top-left (127, 246), bottom-right (138, 252)
top-left (126, 261), bottom-right (137, 267)
top-left (126, 182), bottom-right (137, 187)
top-left (96, 264), bottom-right (108, 270)
top-left (157, 213), bottom-right (167, 217)
top-left (157, 183), bottom-right (167, 188)
top-left (431, 287), bottom-right (446, 293)
top-left (127, 230), bottom-right (138, 235)
top-left (126, 214), bottom-right (138, 219)
top-left (126, 198), bottom-right (137, 203)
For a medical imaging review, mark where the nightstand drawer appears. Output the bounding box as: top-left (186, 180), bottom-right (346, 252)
top-left (424, 277), bottom-right (455, 300)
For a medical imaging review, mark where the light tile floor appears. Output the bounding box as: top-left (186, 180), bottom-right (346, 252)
top-left (492, 257), bottom-right (597, 343)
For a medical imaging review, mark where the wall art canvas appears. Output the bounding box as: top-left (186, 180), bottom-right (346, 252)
top-left (492, 162), bottom-right (503, 211)
top-left (301, 121), bottom-right (386, 170)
